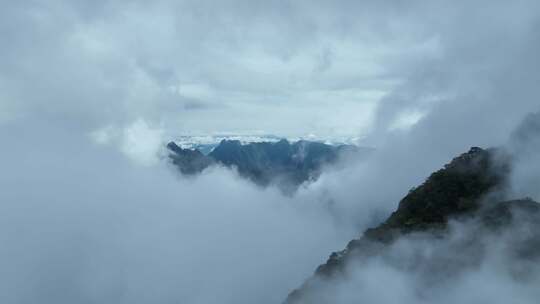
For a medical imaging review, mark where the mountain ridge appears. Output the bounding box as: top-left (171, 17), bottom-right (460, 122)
top-left (167, 139), bottom-right (372, 192)
top-left (285, 146), bottom-right (540, 303)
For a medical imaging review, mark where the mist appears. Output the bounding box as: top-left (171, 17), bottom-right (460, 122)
top-left (289, 207), bottom-right (540, 304)
top-left (0, 120), bottom-right (362, 303)
top-left (2, 0), bottom-right (540, 303)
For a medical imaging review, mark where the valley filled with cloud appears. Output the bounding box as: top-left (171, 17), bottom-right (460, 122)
top-left (1, 1), bottom-right (540, 303)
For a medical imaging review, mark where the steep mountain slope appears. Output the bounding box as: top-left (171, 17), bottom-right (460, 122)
top-left (285, 147), bottom-right (540, 303)
top-left (167, 139), bottom-right (371, 191)
top-left (167, 141), bottom-right (214, 175)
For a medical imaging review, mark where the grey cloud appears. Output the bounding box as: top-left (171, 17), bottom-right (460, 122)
top-left (0, 0), bottom-right (443, 135)
top-left (291, 208), bottom-right (540, 304)
top-left (1, 1), bottom-right (540, 303)
top-left (0, 120), bottom-right (360, 304)
top-left (506, 112), bottom-right (540, 201)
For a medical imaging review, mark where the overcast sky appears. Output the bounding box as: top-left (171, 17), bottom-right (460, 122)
top-left (2, 1), bottom-right (539, 142)
top-left (1, 1), bottom-right (540, 303)
top-left (2, 0), bottom-right (533, 140)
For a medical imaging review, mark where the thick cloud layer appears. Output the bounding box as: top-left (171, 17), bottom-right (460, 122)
top-left (1, 1), bottom-right (540, 303)
top-left (506, 112), bottom-right (540, 201)
top-left (290, 209), bottom-right (540, 304)
top-left (0, 121), bottom-right (360, 304)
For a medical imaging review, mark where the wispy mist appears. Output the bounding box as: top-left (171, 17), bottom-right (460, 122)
top-left (290, 205), bottom-right (540, 303)
top-left (1, 1), bottom-right (540, 303)
top-left (0, 121), bottom-right (360, 303)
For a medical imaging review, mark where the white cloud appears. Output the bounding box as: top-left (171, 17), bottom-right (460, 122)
top-left (388, 109), bottom-right (426, 131)
top-left (1, 1), bottom-right (540, 303)
top-left (121, 119), bottom-right (165, 166)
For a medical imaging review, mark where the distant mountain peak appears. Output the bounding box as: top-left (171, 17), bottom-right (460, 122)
top-left (218, 139), bottom-right (242, 145)
top-left (167, 139), bottom-right (371, 192)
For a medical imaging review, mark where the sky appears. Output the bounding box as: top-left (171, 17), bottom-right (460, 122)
top-left (2, 1), bottom-right (539, 142)
top-left (0, 0), bottom-right (485, 138)
top-left (1, 1), bottom-right (540, 303)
